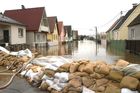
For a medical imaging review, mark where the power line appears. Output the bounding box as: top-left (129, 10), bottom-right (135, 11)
top-left (98, 10), bottom-right (128, 28)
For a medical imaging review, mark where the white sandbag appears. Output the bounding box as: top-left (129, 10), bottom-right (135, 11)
top-left (10, 49), bottom-right (32, 57)
top-left (82, 86), bottom-right (95, 93)
top-left (25, 69), bottom-right (38, 81)
top-left (54, 72), bottom-right (69, 83)
top-left (121, 88), bottom-right (139, 93)
top-left (46, 79), bottom-right (54, 86)
top-left (42, 75), bottom-right (54, 80)
top-left (0, 46), bottom-right (10, 54)
top-left (121, 64), bottom-right (140, 76)
top-left (20, 70), bottom-right (27, 76)
top-left (45, 64), bottom-right (58, 71)
top-left (10, 52), bottom-right (18, 56)
top-left (31, 56), bottom-right (70, 70)
top-left (51, 84), bottom-right (62, 91)
top-left (57, 82), bottom-right (67, 88)
top-left (32, 59), bottom-right (49, 67)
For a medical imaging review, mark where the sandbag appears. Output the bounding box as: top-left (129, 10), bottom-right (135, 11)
top-left (69, 62), bottom-right (79, 73)
top-left (115, 59), bottom-right (129, 67)
top-left (120, 76), bottom-right (139, 90)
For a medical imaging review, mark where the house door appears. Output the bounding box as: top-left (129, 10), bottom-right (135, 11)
top-left (3, 30), bottom-right (9, 43)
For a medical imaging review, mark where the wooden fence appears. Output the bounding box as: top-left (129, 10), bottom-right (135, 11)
top-left (126, 40), bottom-right (140, 54)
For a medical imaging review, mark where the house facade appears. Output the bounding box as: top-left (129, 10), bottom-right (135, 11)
top-left (128, 14), bottom-right (140, 40)
top-left (0, 14), bottom-right (26, 46)
top-left (114, 4), bottom-right (140, 40)
top-left (72, 30), bottom-right (78, 40)
top-left (58, 21), bottom-right (65, 43)
top-left (64, 25), bottom-right (72, 41)
top-left (4, 6), bottom-right (50, 47)
top-left (106, 17), bottom-right (122, 41)
top-left (47, 16), bottom-right (59, 46)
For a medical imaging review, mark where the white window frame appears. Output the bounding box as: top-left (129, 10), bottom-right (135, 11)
top-left (18, 28), bottom-right (24, 37)
top-left (131, 28), bottom-right (135, 39)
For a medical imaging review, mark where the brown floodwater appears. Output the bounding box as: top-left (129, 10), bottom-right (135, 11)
top-left (36, 40), bottom-right (140, 64)
top-left (0, 40), bottom-right (140, 93)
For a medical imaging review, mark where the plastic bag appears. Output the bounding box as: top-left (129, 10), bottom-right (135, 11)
top-left (31, 56), bottom-right (71, 70)
top-left (82, 86), bottom-right (95, 93)
top-left (0, 46), bottom-right (10, 54)
top-left (121, 88), bottom-right (139, 93)
top-left (121, 64), bottom-right (140, 76)
top-left (10, 49), bottom-right (32, 57)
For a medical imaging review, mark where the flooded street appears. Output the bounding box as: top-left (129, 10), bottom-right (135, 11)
top-left (1, 40), bottom-right (140, 93)
top-left (37, 40), bottom-right (140, 64)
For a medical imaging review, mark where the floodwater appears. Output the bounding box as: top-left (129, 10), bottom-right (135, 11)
top-left (37, 40), bottom-right (140, 64)
top-left (1, 40), bottom-right (140, 93)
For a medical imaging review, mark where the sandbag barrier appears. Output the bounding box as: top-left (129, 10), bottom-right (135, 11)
top-left (0, 47), bottom-right (33, 89)
top-left (20, 57), bottom-right (140, 93)
top-left (0, 51), bottom-right (30, 71)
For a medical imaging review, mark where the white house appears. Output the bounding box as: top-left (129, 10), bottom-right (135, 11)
top-left (0, 13), bottom-right (26, 46)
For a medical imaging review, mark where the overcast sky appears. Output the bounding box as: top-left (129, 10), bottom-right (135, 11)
top-left (0, 0), bottom-right (140, 35)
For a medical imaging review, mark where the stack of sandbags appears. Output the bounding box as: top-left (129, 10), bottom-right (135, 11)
top-left (21, 64), bottom-right (44, 86)
top-left (55, 59), bottom-right (139, 93)
top-left (0, 51), bottom-right (8, 65)
top-left (0, 47), bottom-right (32, 71)
top-left (0, 54), bottom-right (30, 70)
top-left (21, 58), bottom-right (140, 93)
top-left (21, 56), bottom-right (71, 92)
top-left (0, 51), bottom-right (7, 58)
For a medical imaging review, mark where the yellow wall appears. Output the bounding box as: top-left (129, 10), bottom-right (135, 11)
top-left (53, 23), bottom-right (58, 42)
top-left (47, 34), bottom-right (53, 41)
top-left (47, 23), bottom-right (58, 42)
top-left (118, 5), bottom-right (140, 40)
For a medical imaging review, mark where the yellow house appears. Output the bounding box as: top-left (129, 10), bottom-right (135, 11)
top-left (114, 4), bottom-right (140, 40)
top-left (47, 16), bottom-right (59, 46)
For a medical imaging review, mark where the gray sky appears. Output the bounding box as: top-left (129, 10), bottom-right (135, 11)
top-left (0, 0), bottom-right (140, 35)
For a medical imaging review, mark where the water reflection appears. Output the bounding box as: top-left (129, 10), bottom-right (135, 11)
top-left (36, 40), bottom-right (140, 64)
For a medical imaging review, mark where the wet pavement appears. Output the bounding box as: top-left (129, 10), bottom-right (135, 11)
top-left (1, 40), bottom-right (140, 93)
top-left (0, 76), bottom-right (47, 93)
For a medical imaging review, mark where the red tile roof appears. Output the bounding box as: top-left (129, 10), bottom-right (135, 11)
top-left (58, 21), bottom-right (63, 35)
top-left (47, 16), bottom-right (58, 33)
top-left (4, 7), bottom-right (45, 32)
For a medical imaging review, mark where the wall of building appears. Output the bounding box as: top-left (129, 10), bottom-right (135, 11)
top-left (47, 34), bottom-right (52, 41)
top-left (128, 24), bottom-right (140, 40)
top-left (35, 32), bottom-right (47, 43)
top-left (118, 5), bottom-right (140, 40)
top-left (26, 32), bottom-right (35, 45)
top-left (53, 24), bottom-right (58, 42)
top-left (10, 25), bottom-right (26, 44)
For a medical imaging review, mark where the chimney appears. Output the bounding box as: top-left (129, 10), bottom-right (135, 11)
top-left (132, 3), bottom-right (138, 8)
top-left (21, 5), bottom-right (25, 9)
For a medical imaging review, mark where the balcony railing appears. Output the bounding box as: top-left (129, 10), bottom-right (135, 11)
top-left (39, 25), bottom-right (49, 32)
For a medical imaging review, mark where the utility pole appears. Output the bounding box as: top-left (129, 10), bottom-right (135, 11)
top-left (95, 26), bottom-right (97, 41)
top-left (95, 26), bottom-right (98, 56)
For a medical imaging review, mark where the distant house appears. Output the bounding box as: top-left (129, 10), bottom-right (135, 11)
top-left (58, 21), bottom-right (65, 43)
top-left (47, 16), bottom-right (59, 46)
top-left (128, 14), bottom-right (140, 40)
top-left (106, 18), bottom-right (122, 41)
top-left (0, 13), bottom-right (26, 46)
top-left (113, 4), bottom-right (140, 40)
top-left (72, 30), bottom-right (78, 40)
top-left (106, 16), bottom-right (124, 41)
top-left (4, 6), bottom-right (50, 47)
top-left (64, 25), bottom-right (72, 41)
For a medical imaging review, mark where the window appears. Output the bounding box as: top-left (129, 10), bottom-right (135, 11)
top-left (18, 28), bottom-right (24, 37)
top-left (131, 29), bottom-right (135, 39)
top-left (37, 34), bottom-right (40, 41)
